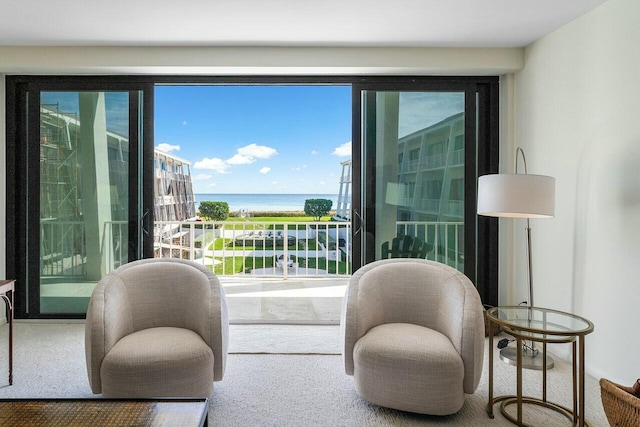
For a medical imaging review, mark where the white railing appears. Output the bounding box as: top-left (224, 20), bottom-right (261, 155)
top-left (102, 220), bottom-right (129, 272)
top-left (407, 159), bottom-right (420, 171)
top-left (154, 219), bottom-right (465, 276)
top-left (451, 149), bottom-right (464, 165)
top-left (39, 219), bottom-right (464, 279)
top-left (154, 220), bottom-right (352, 278)
top-left (425, 153), bottom-right (447, 169)
top-left (40, 219), bottom-right (87, 277)
top-left (40, 219), bottom-right (129, 278)
top-left (394, 221), bottom-right (464, 271)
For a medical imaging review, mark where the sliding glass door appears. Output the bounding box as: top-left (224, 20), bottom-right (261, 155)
top-left (7, 78), bottom-right (154, 317)
top-left (352, 79), bottom-right (498, 304)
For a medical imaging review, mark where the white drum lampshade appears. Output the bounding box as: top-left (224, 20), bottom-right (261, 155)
top-left (477, 174), bottom-right (555, 218)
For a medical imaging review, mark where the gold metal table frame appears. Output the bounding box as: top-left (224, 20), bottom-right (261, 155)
top-left (486, 306), bottom-right (594, 427)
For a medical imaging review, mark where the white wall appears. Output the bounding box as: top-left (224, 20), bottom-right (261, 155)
top-left (513, 0), bottom-right (640, 383)
top-left (0, 46), bottom-right (523, 280)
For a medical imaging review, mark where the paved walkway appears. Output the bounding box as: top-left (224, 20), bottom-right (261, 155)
top-left (220, 276), bottom-right (347, 324)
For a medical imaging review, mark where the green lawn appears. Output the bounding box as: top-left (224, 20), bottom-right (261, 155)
top-left (209, 237), bottom-right (324, 251)
top-left (243, 216), bottom-right (333, 223)
top-left (197, 215), bottom-right (350, 275)
top-left (212, 256), bottom-right (246, 275)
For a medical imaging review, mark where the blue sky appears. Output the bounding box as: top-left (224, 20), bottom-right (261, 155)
top-left (155, 85), bottom-right (352, 194)
top-left (41, 88), bottom-right (465, 195)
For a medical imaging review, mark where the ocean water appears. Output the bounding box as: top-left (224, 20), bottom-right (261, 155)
top-left (195, 193), bottom-right (339, 212)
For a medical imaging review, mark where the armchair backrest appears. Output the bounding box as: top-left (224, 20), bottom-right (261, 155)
top-left (113, 259), bottom-right (219, 333)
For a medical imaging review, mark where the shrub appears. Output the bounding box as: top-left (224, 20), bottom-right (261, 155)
top-left (304, 199), bottom-right (333, 221)
top-left (198, 201), bottom-right (229, 221)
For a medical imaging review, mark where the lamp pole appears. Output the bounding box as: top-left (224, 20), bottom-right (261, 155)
top-left (516, 147), bottom-right (535, 311)
top-left (477, 146), bottom-right (556, 369)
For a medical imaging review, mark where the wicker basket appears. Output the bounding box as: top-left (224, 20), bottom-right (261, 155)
top-left (600, 378), bottom-right (640, 427)
top-left (483, 305), bottom-right (501, 337)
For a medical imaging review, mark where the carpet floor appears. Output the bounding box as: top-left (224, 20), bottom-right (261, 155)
top-left (0, 322), bottom-right (609, 426)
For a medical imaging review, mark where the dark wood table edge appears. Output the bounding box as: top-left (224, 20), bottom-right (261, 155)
top-left (0, 397), bottom-right (209, 427)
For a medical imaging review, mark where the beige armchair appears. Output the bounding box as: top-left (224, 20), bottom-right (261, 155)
top-left (342, 258), bottom-right (484, 415)
top-left (85, 258), bottom-right (228, 398)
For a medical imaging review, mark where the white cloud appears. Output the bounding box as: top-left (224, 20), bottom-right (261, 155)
top-left (332, 141), bottom-right (351, 157)
top-left (209, 182), bottom-right (217, 187)
top-left (194, 157), bottom-right (228, 174)
top-left (227, 154), bottom-right (254, 165)
top-left (157, 143), bottom-right (180, 153)
top-left (182, 121), bottom-right (188, 126)
top-left (194, 143), bottom-right (277, 174)
top-left (193, 173), bottom-right (212, 180)
top-left (311, 150), bottom-right (318, 155)
top-left (237, 143), bottom-right (277, 160)
top-left (226, 143), bottom-right (277, 165)
top-left (260, 167), bottom-right (271, 174)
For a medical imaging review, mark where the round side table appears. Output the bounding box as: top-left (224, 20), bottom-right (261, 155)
top-left (485, 306), bottom-right (594, 427)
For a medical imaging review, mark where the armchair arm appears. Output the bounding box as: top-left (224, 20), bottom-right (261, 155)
top-left (341, 263), bottom-right (385, 375)
top-left (437, 272), bottom-right (485, 393)
top-left (177, 261), bottom-right (229, 381)
top-left (203, 269), bottom-right (228, 381)
top-left (85, 274), bottom-right (134, 394)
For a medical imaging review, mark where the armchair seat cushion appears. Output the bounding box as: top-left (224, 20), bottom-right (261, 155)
top-left (353, 323), bottom-right (464, 415)
top-left (101, 327), bottom-right (214, 398)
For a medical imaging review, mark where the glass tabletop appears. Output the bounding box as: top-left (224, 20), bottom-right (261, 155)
top-left (486, 306), bottom-right (594, 336)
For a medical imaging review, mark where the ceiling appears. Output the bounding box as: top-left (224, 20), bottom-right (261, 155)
top-left (0, 0), bottom-right (608, 48)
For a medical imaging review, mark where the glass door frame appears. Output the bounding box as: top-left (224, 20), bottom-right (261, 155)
top-left (351, 77), bottom-right (499, 306)
top-left (6, 76), bottom-right (155, 319)
top-left (6, 75), bottom-right (498, 318)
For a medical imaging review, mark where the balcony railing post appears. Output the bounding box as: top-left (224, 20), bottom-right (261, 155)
top-left (189, 222), bottom-right (195, 261)
top-left (283, 223), bottom-right (288, 280)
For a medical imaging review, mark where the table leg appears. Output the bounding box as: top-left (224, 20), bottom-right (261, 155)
top-left (8, 288), bottom-right (12, 386)
top-left (572, 340), bottom-right (577, 424)
top-left (578, 336), bottom-right (586, 427)
top-left (517, 337), bottom-right (523, 425)
top-left (487, 323), bottom-right (494, 418)
top-left (542, 341), bottom-right (547, 402)
top-left (1, 291), bottom-right (12, 385)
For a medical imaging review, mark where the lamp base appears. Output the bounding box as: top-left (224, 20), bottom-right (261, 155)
top-left (499, 347), bottom-right (554, 370)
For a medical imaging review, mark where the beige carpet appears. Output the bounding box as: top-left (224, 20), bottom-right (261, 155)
top-left (0, 322), bottom-right (609, 426)
top-left (229, 324), bottom-right (341, 354)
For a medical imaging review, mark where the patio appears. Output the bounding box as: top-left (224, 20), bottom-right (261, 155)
top-left (222, 276), bottom-right (347, 324)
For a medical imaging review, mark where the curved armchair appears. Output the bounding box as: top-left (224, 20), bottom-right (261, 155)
top-left (341, 258), bottom-right (484, 415)
top-left (85, 258), bottom-right (228, 398)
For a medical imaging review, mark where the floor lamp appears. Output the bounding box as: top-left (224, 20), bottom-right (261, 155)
top-left (477, 147), bottom-right (556, 370)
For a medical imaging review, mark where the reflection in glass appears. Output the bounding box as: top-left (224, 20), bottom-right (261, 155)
top-left (39, 92), bottom-right (130, 313)
top-left (369, 91), bottom-right (465, 271)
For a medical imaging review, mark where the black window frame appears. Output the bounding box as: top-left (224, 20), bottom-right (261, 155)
top-left (5, 75), bottom-right (498, 319)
